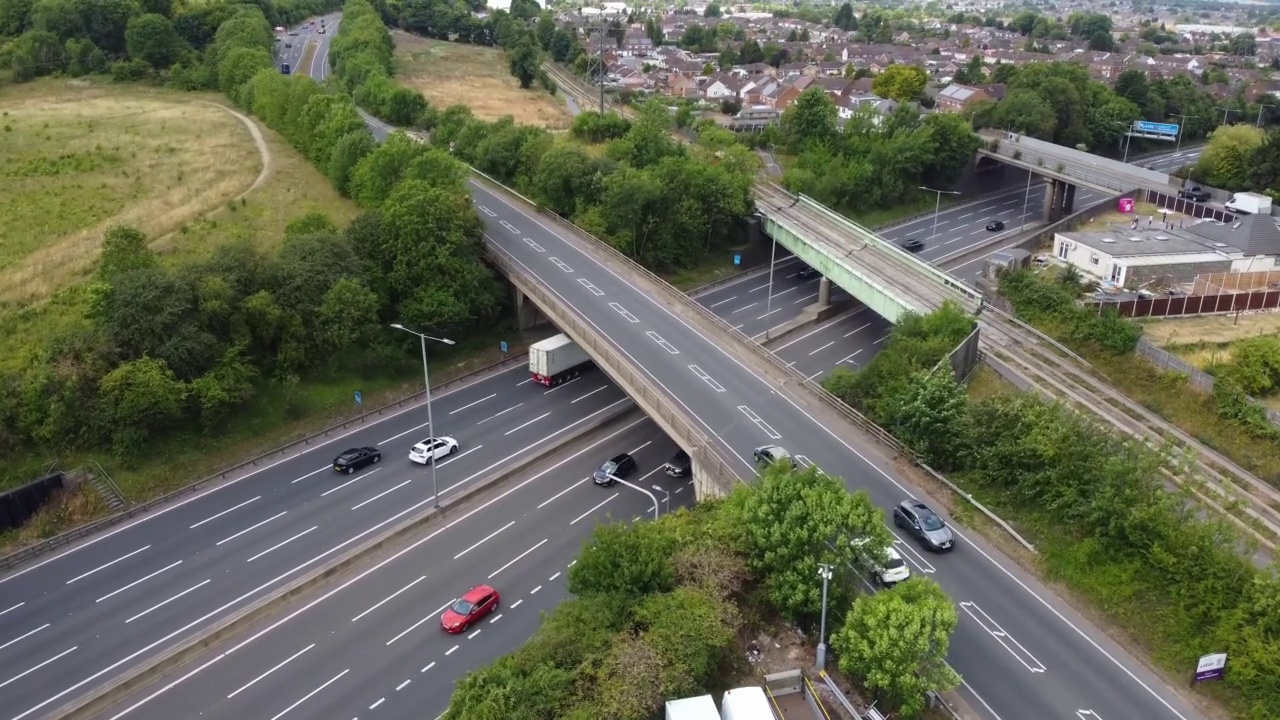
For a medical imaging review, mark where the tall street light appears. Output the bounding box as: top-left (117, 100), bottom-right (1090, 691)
top-left (919, 186), bottom-right (960, 241)
top-left (1257, 104), bottom-right (1275, 128)
top-left (764, 229), bottom-right (778, 340)
top-left (390, 323), bottom-right (455, 509)
top-left (1213, 106), bottom-right (1236, 127)
top-left (1019, 167), bottom-right (1034, 232)
top-left (1172, 113), bottom-right (1198, 153)
top-left (815, 563), bottom-right (834, 671)
top-left (1112, 121), bottom-right (1134, 163)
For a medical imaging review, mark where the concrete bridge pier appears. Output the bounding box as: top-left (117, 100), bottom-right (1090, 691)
top-left (817, 277), bottom-right (831, 307)
top-left (1041, 178), bottom-right (1078, 223)
top-left (513, 286), bottom-right (547, 329)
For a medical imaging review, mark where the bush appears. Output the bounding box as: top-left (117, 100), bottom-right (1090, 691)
top-left (999, 269), bottom-right (1140, 354)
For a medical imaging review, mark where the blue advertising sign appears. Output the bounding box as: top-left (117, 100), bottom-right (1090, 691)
top-left (1134, 120), bottom-right (1179, 136)
top-left (354, 390), bottom-right (363, 406)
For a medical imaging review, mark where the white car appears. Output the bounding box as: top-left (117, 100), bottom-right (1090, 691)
top-left (852, 538), bottom-right (911, 586)
top-left (409, 436), bottom-right (459, 465)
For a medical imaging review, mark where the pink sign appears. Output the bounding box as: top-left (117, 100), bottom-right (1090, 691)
top-left (1118, 197), bottom-right (1135, 213)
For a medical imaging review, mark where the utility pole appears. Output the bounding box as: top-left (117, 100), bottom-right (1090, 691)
top-left (1214, 106), bottom-right (1235, 126)
top-left (815, 563), bottom-right (834, 671)
top-left (1257, 104), bottom-right (1274, 128)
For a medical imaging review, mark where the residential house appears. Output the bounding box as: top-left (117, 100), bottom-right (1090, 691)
top-left (935, 83), bottom-right (992, 113)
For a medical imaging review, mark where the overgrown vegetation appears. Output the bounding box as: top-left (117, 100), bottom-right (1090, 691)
top-left (445, 464), bottom-right (960, 720)
top-left (822, 301), bottom-right (1279, 719)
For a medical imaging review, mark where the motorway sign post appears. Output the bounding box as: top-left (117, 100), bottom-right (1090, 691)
top-left (1132, 120), bottom-right (1180, 141)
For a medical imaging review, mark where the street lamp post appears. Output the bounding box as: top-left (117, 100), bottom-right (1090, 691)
top-left (815, 563), bottom-right (834, 671)
top-left (919, 186), bottom-right (960, 240)
top-left (1112, 120), bottom-right (1133, 163)
top-left (1172, 114), bottom-right (1198, 153)
top-left (651, 485), bottom-right (671, 515)
top-left (764, 231), bottom-right (778, 339)
top-left (1258, 104), bottom-right (1275, 128)
top-left (1214, 106), bottom-right (1235, 127)
top-left (390, 323), bottom-right (455, 509)
top-left (1019, 167), bottom-right (1034, 231)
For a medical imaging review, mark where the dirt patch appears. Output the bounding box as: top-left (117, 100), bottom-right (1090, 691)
top-left (392, 32), bottom-right (570, 128)
top-left (1140, 311), bottom-right (1280, 348)
top-left (0, 80), bottom-right (262, 310)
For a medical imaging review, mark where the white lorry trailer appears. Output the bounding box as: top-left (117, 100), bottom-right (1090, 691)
top-left (528, 334), bottom-right (591, 387)
top-left (1225, 191), bottom-right (1272, 215)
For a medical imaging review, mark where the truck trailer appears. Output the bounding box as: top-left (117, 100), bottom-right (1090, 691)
top-left (528, 334), bottom-right (591, 386)
top-left (1225, 191), bottom-right (1272, 215)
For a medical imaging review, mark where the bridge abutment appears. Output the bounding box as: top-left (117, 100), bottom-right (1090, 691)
top-left (513, 286), bottom-right (547, 329)
top-left (1041, 178), bottom-right (1077, 223)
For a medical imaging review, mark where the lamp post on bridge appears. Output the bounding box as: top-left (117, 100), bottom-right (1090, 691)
top-left (919, 186), bottom-right (959, 241)
top-left (1172, 114), bottom-right (1198, 153)
top-left (390, 323), bottom-right (455, 509)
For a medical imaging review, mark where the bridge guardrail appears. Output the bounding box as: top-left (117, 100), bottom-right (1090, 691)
top-left (484, 240), bottom-right (742, 496)
top-left (977, 130), bottom-right (1178, 194)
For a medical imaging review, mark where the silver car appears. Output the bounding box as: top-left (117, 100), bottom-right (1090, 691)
top-left (892, 499), bottom-right (955, 552)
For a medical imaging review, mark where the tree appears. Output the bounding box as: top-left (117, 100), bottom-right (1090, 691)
top-left (723, 463), bottom-right (891, 623)
top-left (567, 520), bottom-right (678, 604)
top-left (880, 368), bottom-right (970, 470)
top-left (315, 277), bottom-right (380, 354)
top-left (703, 2), bottom-right (720, 17)
top-left (871, 64), bottom-right (928, 102)
top-left (780, 86), bottom-right (838, 152)
top-left (830, 578), bottom-right (961, 718)
top-left (1248, 128), bottom-right (1280, 194)
top-left (125, 13), bottom-right (183, 68)
top-left (326, 129), bottom-right (376, 196)
top-left (1194, 123), bottom-right (1265, 190)
top-left (96, 357), bottom-right (188, 456)
top-left (506, 35), bottom-right (539, 89)
top-left (920, 112), bottom-right (980, 186)
top-left (97, 225), bottom-right (157, 281)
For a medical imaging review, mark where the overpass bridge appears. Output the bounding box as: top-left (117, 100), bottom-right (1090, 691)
top-left (975, 129), bottom-right (1183, 223)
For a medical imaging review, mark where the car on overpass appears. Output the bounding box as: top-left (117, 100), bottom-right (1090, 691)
top-left (986, 220), bottom-right (1005, 231)
top-left (900, 238), bottom-right (925, 253)
top-left (593, 452), bottom-right (637, 486)
top-left (409, 436), bottom-right (459, 465)
top-left (753, 444), bottom-right (795, 469)
top-left (893, 499), bottom-right (955, 552)
top-left (332, 446), bottom-right (381, 474)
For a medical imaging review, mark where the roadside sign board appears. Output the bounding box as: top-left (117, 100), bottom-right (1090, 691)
top-left (1134, 120), bottom-right (1179, 137)
top-left (354, 390), bottom-right (363, 407)
top-left (1193, 652), bottom-right (1227, 683)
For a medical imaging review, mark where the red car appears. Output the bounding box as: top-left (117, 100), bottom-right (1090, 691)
top-left (440, 585), bottom-right (500, 633)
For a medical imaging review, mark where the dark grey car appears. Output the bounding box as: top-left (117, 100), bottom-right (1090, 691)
top-left (893, 499), bottom-right (955, 552)
top-left (593, 453), bottom-right (636, 486)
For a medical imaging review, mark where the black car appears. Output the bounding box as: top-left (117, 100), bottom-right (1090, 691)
top-left (333, 447), bottom-right (381, 474)
top-left (901, 238), bottom-right (925, 253)
top-left (1178, 186), bottom-right (1210, 202)
top-left (796, 265), bottom-right (821, 280)
top-left (986, 220), bottom-right (1005, 231)
top-left (593, 453), bottom-right (637, 486)
top-left (892, 499), bottom-right (955, 552)
top-left (664, 450), bottom-right (691, 478)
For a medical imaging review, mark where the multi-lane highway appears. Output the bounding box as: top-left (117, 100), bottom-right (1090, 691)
top-left (0, 15), bottom-right (1215, 720)
top-left (98, 415), bottom-right (690, 720)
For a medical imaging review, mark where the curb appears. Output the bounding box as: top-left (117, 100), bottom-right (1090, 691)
top-left (0, 353), bottom-right (533, 575)
top-left (50, 403), bottom-right (641, 720)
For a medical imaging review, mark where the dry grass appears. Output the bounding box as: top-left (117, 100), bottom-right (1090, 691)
top-left (392, 32), bottom-right (570, 128)
top-left (0, 79), bottom-right (262, 311)
top-left (1077, 200), bottom-right (1190, 232)
top-left (1140, 312), bottom-right (1280, 348)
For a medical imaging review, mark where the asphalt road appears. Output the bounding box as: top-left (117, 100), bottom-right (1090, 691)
top-left (99, 416), bottom-right (691, 720)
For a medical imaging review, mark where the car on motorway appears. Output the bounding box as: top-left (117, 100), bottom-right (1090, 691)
top-left (318, 26), bottom-right (325, 33)
top-left (852, 538), bottom-right (910, 585)
top-left (284, 41), bottom-right (292, 47)
top-left (900, 238), bottom-right (925, 253)
top-left (593, 452), bottom-right (637, 486)
top-left (409, 436), bottom-right (459, 465)
top-left (796, 265), bottom-right (821, 280)
top-left (753, 444), bottom-right (795, 469)
top-left (1178, 186), bottom-right (1210, 202)
top-left (441, 585), bottom-right (500, 633)
top-left (288, 30), bottom-right (298, 35)
top-left (893, 499), bottom-right (955, 552)
top-left (986, 220), bottom-right (1005, 231)
top-left (664, 450), bottom-right (691, 478)
top-left (332, 446), bottom-right (381, 474)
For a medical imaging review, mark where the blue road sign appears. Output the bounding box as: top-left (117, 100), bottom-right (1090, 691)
top-left (500, 341), bottom-right (509, 354)
top-left (733, 253), bottom-right (742, 266)
top-left (354, 390), bottom-right (363, 406)
top-left (1135, 120), bottom-right (1179, 136)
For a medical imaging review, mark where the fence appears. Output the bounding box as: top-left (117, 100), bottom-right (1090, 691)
top-left (1088, 290), bottom-right (1280, 318)
top-left (0, 472), bottom-right (64, 533)
top-left (1142, 188), bottom-right (1238, 223)
top-left (1135, 338), bottom-right (1280, 428)
top-left (1193, 269), bottom-right (1280, 294)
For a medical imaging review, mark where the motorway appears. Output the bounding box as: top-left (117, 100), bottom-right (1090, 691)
top-left (0, 14), bottom-right (1213, 719)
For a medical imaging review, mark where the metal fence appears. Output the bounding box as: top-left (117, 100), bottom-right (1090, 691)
top-left (1135, 338), bottom-right (1280, 427)
top-left (1088, 290), bottom-right (1280, 318)
top-left (484, 242), bottom-right (743, 498)
top-left (1142, 188), bottom-right (1238, 223)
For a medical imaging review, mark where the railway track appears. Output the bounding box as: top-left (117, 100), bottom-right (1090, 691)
top-left (979, 307), bottom-right (1280, 555)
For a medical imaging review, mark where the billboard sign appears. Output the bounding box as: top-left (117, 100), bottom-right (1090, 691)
top-left (1134, 120), bottom-right (1180, 137)
top-left (1193, 652), bottom-right (1228, 683)
top-left (1118, 197), bottom-right (1135, 213)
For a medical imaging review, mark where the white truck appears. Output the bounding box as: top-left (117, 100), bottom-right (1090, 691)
top-left (1225, 191), bottom-right (1272, 215)
top-left (720, 687), bottom-right (776, 720)
top-left (664, 694), bottom-right (718, 720)
top-left (528, 334), bottom-right (591, 387)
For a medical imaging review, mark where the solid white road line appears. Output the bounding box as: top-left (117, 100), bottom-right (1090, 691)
top-left (246, 527), bottom-right (318, 563)
top-left (321, 469), bottom-right (379, 497)
top-left (0, 646), bottom-right (78, 689)
top-left (226, 643), bottom-right (315, 699)
top-left (379, 419), bottom-right (432, 445)
top-left (488, 539), bottom-right (548, 579)
top-left (0, 603), bottom-right (23, 618)
top-left (351, 480), bottom-right (412, 511)
top-left (505, 412), bottom-right (551, 436)
top-left (0, 624), bottom-right (48, 652)
top-left (352, 576), bottom-right (427, 623)
top-left (268, 669), bottom-right (349, 720)
top-left (448, 393), bottom-right (496, 415)
top-left (65, 546), bottom-right (150, 585)
top-left (570, 493), bottom-right (617, 525)
top-left (215, 512), bottom-right (287, 546)
top-left (125, 580), bottom-right (211, 624)
top-left (454, 521), bottom-right (515, 560)
top-left (95, 561), bottom-right (184, 603)
top-left (189, 497), bottom-right (262, 529)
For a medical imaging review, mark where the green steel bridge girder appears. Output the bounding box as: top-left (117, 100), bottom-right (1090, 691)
top-left (760, 215), bottom-right (921, 324)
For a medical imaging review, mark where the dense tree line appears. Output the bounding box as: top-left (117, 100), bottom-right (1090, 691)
top-left (0, 0), bottom-right (339, 82)
top-left (777, 86), bottom-right (981, 212)
top-left (822, 289), bottom-right (1280, 719)
top-left (445, 464), bottom-right (960, 719)
top-left (434, 101), bottom-right (756, 272)
top-left (1189, 123), bottom-right (1280, 196)
top-left (0, 0), bottom-right (503, 465)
